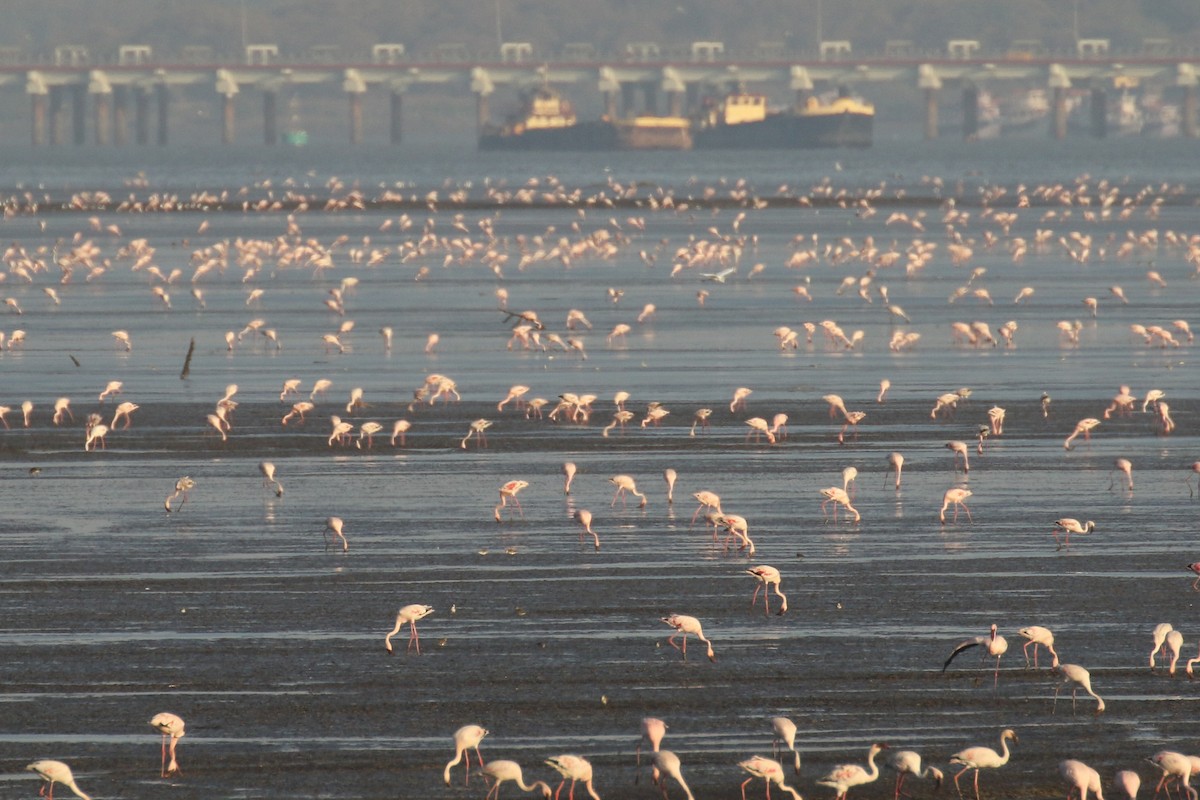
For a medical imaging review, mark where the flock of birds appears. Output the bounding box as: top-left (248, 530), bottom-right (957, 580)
top-left (5, 168), bottom-right (1200, 800)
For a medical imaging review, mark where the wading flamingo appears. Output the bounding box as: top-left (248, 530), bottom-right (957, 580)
top-left (943, 624), bottom-right (1007, 687)
top-left (1052, 519), bottom-right (1096, 551)
top-left (164, 476), bottom-right (195, 513)
top-left (611, 474), bottom-right (647, 508)
top-left (149, 712), bottom-right (185, 777)
top-left (817, 743), bottom-right (890, 800)
top-left (820, 487), bottom-right (860, 522)
top-left (384, 603), bottom-right (433, 654)
top-left (575, 509), bottom-right (600, 550)
top-left (739, 755), bottom-right (803, 800)
top-left (888, 750), bottom-right (943, 800)
top-left (25, 760), bottom-right (92, 800)
top-left (1059, 759), bottom-right (1103, 800)
top-left (661, 614), bottom-right (715, 662)
top-left (948, 729), bottom-right (1018, 800)
top-left (323, 516), bottom-right (348, 552)
top-left (480, 760), bottom-right (551, 799)
top-left (939, 488), bottom-right (973, 524)
top-left (650, 751), bottom-right (695, 800)
top-left (770, 717), bottom-right (801, 775)
top-left (444, 724), bottom-right (488, 786)
top-left (544, 755), bottom-right (601, 800)
top-left (884, 452), bottom-right (904, 489)
top-left (494, 480), bottom-right (529, 521)
top-left (1017, 626), bottom-right (1060, 669)
top-left (259, 461), bottom-right (284, 496)
top-left (746, 565), bottom-right (788, 615)
top-left (1053, 664), bottom-right (1105, 715)
top-left (1151, 623), bottom-right (1175, 669)
top-left (563, 462), bottom-right (577, 494)
top-left (636, 717), bottom-right (667, 782)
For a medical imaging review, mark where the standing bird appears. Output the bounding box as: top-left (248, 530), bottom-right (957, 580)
top-left (323, 516), bottom-right (348, 552)
top-left (544, 755), bottom-right (601, 800)
top-left (739, 755), bottom-right (803, 800)
top-left (820, 487), bottom-right (860, 523)
top-left (746, 566), bottom-right (788, 615)
top-left (610, 474), bottom-right (647, 508)
top-left (1146, 751), bottom-right (1192, 800)
top-left (1052, 519), bottom-right (1096, 551)
top-left (575, 509), bottom-right (600, 550)
top-left (494, 480), bottom-right (529, 521)
top-left (480, 760), bottom-right (551, 799)
top-left (771, 716), bottom-right (802, 775)
top-left (939, 488), bottom-right (973, 524)
top-left (817, 743), bottom-right (889, 800)
top-left (888, 750), bottom-right (943, 800)
top-left (1063, 418), bottom-right (1101, 450)
top-left (384, 603), bottom-right (433, 655)
top-left (884, 452), bottom-right (904, 489)
top-left (259, 461), bottom-right (284, 496)
top-left (948, 729), bottom-right (1018, 800)
top-left (1109, 458), bottom-right (1134, 491)
top-left (691, 491), bottom-right (722, 527)
top-left (25, 760), bottom-right (92, 800)
top-left (149, 712), bottom-right (185, 777)
top-left (461, 418), bottom-right (492, 449)
top-left (1059, 759), bottom-right (1103, 800)
top-left (664, 468), bottom-right (677, 504)
top-left (1054, 664), bottom-right (1106, 715)
top-left (731, 386), bottom-right (753, 412)
top-left (562, 462), bottom-right (577, 494)
top-left (1150, 623), bottom-right (1175, 669)
top-left (650, 751), bottom-right (695, 800)
top-left (661, 614), bottom-right (715, 662)
top-left (444, 724), bottom-right (488, 786)
top-left (943, 624), bottom-right (1008, 687)
top-left (946, 440), bottom-right (970, 472)
top-left (1017, 626), bottom-right (1060, 669)
top-left (636, 717), bottom-right (668, 781)
top-left (164, 477), bottom-right (195, 513)
top-left (1188, 563), bottom-right (1200, 592)
top-left (1113, 770), bottom-right (1140, 800)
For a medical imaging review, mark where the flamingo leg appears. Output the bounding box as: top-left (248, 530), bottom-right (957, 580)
top-left (408, 621), bottom-right (421, 654)
top-left (974, 768), bottom-right (981, 800)
top-left (953, 766), bottom-right (970, 797)
top-left (161, 734), bottom-right (168, 776)
top-left (751, 584), bottom-right (763, 608)
top-left (741, 777), bottom-right (753, 800)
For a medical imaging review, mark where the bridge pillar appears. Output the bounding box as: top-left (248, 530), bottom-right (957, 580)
top-left (113, 86), bottom-right (128, 145)
top-left (1089, 88), bottom-right (1107, 138)
top-left (643, 82), bottom-right (659, 114)
top-left (390, 89), bottom-right (403, 144)
top-left (923, 88), bottom-right (938, 140)
top-left (1051, 87), bottom-right (1069, 139)
top-left (71, 84), bottom-right (86, 146)
top-left (470, 67), bottom-right (494, 134)
top-left (343, 69), bottom-right (366, 145)
top-left (961, 86), bottom-right (978, 140)
top-left (263, 89), bottom-right (277, 145)
top-left (222, 94), bottom-right (236, 144)
top-left (1184, 86), bottom-right (1198, 138)
top-left (49, 87), bottom-right (64, 145)
top-left (89, 71), bottom-right (113, 146)
top-left (135, 88), bottom-right (150, 145)
top-left (31, 93), bottom-right (46, 145)
top-left (156, 83), bottom-right (169, 145)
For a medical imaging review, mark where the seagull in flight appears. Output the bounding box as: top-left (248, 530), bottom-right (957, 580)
top-left (700, 267), bottom-right (737, 283)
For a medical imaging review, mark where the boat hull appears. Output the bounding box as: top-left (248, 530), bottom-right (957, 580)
top-left (694, 111), bottom-right (872, 149)
top-left (479, 121), bottom-right (618, 151)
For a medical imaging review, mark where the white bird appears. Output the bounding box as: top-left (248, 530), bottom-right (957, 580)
top-left (1059, 759), bottom-right (1103, 800)
top-left (1052, 518), bottom-right (1096, 551)
top-left (544, 755), bottom-right (600, 800)
top-left (739, 755), bottom-right (803, 800)
top-left (700, 267), bottom-right (737, 283)
top-left (480, 760), bottom-right (551, 799)
top-left (943, 624), bottom-right (1008, 687)
top-left (770, 716), bottom-right (802, 775)
top-left (1054, 664), bottom-right (1106, 715)
top-left (385, 603), bottom-right (433, 654)
top-left (149, 712), bottom-right (186, 777)
top-left (649, 751), bottom-right (695, 800)
top-left (1017, 625), bottom-right (1060, 669)
top-left (444, 724), bottom-right (488, 786)
top-left (948, 729), bottom-right (1018, 800)
top-left (817, 742), bottom-right (889, 800)
top-left (26, 760), bottom-right (92, 800)
top-left (887, 750), bottom-right (943, 800)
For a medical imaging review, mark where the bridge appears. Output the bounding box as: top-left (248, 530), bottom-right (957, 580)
top-left (8, 40), bottom-right (1200, 145)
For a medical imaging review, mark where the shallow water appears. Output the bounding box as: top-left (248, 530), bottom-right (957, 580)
top-left (1, 140), bottom-right (1199, 799)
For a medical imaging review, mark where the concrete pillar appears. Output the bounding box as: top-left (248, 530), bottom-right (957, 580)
top-left (962, 86), bottom-right (978, 140)
top-left (71, 85), bottom-right (86, 146)
top-left (475, 92), bottom-right (489, 132)
top-left (92, 92), bottom-right (111, 145)
top-left (31, 93), bottom-right (46, 146)
top-left (222, 94), bottom-right (236, 145)
top-left (668, 89), bottom-right (684, 117)
top-left (1183, 86), bottom-right (1198, 138)
top-left (135, 89), bottom-right (150, 145)
top-left (923, 87), bottom-right (938, 140)
top-left (263, 90), bottom-right (277, 145)
top-left (389, 90), bottom-right (403, 144)
top-left (156, 84), bottom-right (169, 145)
top-left (49, 87), bottom-right (65, 145)
top-left (348, 91), bottom-right (363, 145)
top-left (603, 90), bottom-right (618, 120)
top-left (643, 82), bottom-right (658, 114)
top-left (1052, 86), bottom-right (1068, 139)
top-left (1090, 88), bottom-right (1107, 138)
top-left (113, 87), bottom-right (128, 145)
top-left (620, 83), bottom-right (637, 116)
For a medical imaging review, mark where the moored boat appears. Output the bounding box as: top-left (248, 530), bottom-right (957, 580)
top-left (478, 85), bottom-right (617, 151)
top-left (693, 91), bottom-right (873, 149)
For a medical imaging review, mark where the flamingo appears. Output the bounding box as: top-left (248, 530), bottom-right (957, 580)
top-left (1113, 770), bottom-right (1140, 800)
top-left (610, 474), bottom-right (647, 508)
top-left (164, 476), bottom-right (195, 513)
top-left (259, 461), bottom-right (284, 496)
top-left (739, 755), bottom-right (803, 800)
top-left (498, 384), bottom-right (530, 411)
top-left (1151, 623), bottom-right (1175, 669)
top-left (1017, 626), bottom-right (1060, 669)
top-left (884, 452), bottom-right (904, 489)
top-left (746, 565), bottom-right (788, 615)
top-left (385, 604), bottom-right (433, 655)
top-left (745, 417), bottom-right (775, 444)
top-left (939, 488), bottom-right (973, 524)
top-left (1060, 759), bottom-right (1103, 800)
top-left (661, 613), bottom-right (715, 662)
top-left (25, 761), bottom-right (92, 800)
top-left (481, 760), bottom-right (551, 799)
top-left (110, 401), bottom-right (139, 428)
top-left (770, 716), bottom-right (802, 775)
top-left (664, 469), bottom-right (677, 504)
top-left (1166, 630), bottom-right (1185, 675)
top-left (494, 480), bottom-right (529, 521)
top-left (1053, 518), bottom-right (1096, 551)
top-left (1054, 664), bottom-right (1106, 714)
top-left (946, 441), bottom-right (970, 472)
top-left (888, 750), bottom-right (943, 800)
top-left (649, 751), bottom-right (694, 800)
top-left (691, 491), bottom-right (722, 527)
top-left (575, 509), bottom-right (600, 550)
top-left (444, 724), bottom-right (488, 785)
top-left (1188, 462), bottom-right (1200, 497)
top-left (563, 462), bottom-right (577, 494)
top-left (636, 717), bottom-right (668, 782)
top-left (390, 419), bottom-right (411, 446)
top-left (462, 418), bottom-right (492, 449)
top-left (823, 394), bottom-right (848, 419)
top-left (84, 423), bottom-right (109, 451)
top-left (943, 624), bottom-right (1008, 687)
top-left (544, 755), bottom-right (600, 800)
top-left (323, 516), bottom-right (348, 552)
top-left (149, 712), bottom-right (185, 777)
top-left (1146, 751), bottom-right (1194, 800)
top-left (1189, 563), bottom-right (1200, 592)
top-left (690, 408), bottom-right (712, 436)
top-left (1064, 418), bottom-right (1101, 450)
top-left (1109, 458), bottom-right (1134, 491)
top-left (839, 411), bottom-right (866, 444)
top-left (820, 487), bottom-right (860, 522)
top-left (731, 386), bottom-right (752, 412)
top-left (948, 729), bottom-right (1018, 800)
top-left (818, 743), bottom-right (890, 800)
top-left (356, 421), bottom-right (384, 449)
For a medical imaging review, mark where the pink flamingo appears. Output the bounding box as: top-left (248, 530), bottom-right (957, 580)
top-left (771, 717), bottom-right (802, 775)
top-left (563, 462), bottom-right (577, 494)
top-left (940, 488), bottom-right (973, 524)
top-left (323, 516), bottom-right (348, 552)
top-left (1054, 664), bottom-right (1105, 714)
top-left (820, 487), bottom-right (860, 523)
top-left (943, 624), bottom-right (1008, 687)
top-left (1052, 518), bottom-right (1096, 551)
top-left (817, 742), bottom-right (889, 800)
top-left (481, 760), bottom-right (551, 799)
top-left (25, 760), bottom-right (92, 800)
top-left (661, 614), bottom-right (715, 662)
top-left (149, 713), bottom-right (185, 777)
top-left (1017, 625), bottom-right (1059, 669)
top-left (948, 729), bottom-right (1017, 800)
top-left (1059, 759), bottom-right (1103, 800)
top-left (384, 603), bottom-right (433, 654)
top-left (610, 474), bottom-right (647, 508)
top-left (575, 509), bottom-right (600, 550)
top-left (739, 755), bottom-right (802, 800)
top-left (663, 469), bottom-right (677, 504)
top-left (636, 717), bottom-right (668, 783)
top-left (494, 480), bottom-right (529, 521)
top-left (443, 724), bottom-right (488, 786)
top-left (1063, 418), bottom-right (1101, 450)
top-left (746, 565), bottom-right (788, 615)
top-left (884, 452), bottom-right (904, 489)
top-left (544, 755), bottom-right (600, 800)
top-left (888, 750), bottom-right (943, 800)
